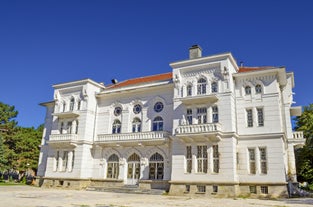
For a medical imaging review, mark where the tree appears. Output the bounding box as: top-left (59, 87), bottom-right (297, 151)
top-left (0, 102), bottom-right (18, 171)
top-left (0, 134), bottom-right (8, 171)
top-left (294, 104), bottom-right (313, 184)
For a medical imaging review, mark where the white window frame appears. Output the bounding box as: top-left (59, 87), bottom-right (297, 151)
top-left (186, 146), bottom-right (192, 173)
top-left (259, 147), bottom-right (267, 174)
top-left (257, 108), bottom-right (264, 127)
top-left (197, 145), bottom-right (208, 173)
top-left (246, 109), bottom-right (253, 127)
top-left (248, 148), bottom-right (256, 174)
top-left (197, 107), bottom-right (207, 124)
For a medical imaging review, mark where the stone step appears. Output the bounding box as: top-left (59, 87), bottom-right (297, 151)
top-left (86, 186), bottom-right (165, 195)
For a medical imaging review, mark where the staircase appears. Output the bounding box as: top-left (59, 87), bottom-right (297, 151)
top-left (86, 185), bottom-right (165, 195)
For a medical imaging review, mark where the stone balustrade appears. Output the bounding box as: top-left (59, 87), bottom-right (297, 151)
top-left (176, 123), bottom-right (221, 134)
top-left (97, 131), bottom-right (170, 142)
top-left (292, 131), bottom-right (304, 139)
top-left (49, 134), bottom-right (79, 141)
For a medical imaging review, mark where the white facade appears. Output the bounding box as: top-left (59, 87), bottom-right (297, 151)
top-left (38, 45), bottom-right (305, 197)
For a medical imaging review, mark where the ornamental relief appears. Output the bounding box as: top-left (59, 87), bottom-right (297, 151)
top-left (239, 75), bottom-right (275, 86)
top-left (181, 67), bottom-right (219, 78)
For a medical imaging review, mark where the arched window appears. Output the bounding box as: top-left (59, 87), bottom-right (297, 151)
top-left (107, 154), bottom-right (119, 179)
top-left (197, 78), bottom-right (207, 95)
top-left (127, 153), bottom-right (141, 180)
top-left (255, 84), bottom-right (262, 94)
top-left (187, 84), bottom-right (192, 96)
top-left (245, 86), bottom-right (251, 95)
top-left (153, 116), bottom-right (163, 131)
top-left (128, 153), bottom-right (140, 162)
top-left (211, 82), bottom-right (218, 93)
top-left (149, 153), bottom-right (164, 180)
top-left (112, 119), bottom-right (121, 134)
top-left (69, 97), bottom-right (75, 111)
top-left (132, 118), bottom-right (141, 133)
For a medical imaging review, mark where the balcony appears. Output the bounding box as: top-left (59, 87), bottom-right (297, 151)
top-left (48, 134), bottom-right (80, 147)
top-left (52, 111), bottom-right (79, 118)
top-left (288, 131), bottom-right (306, 147)
top-left (96, 131), bottom-right (170, 147)
top-left (176, 93), bottom-right (218, 105)
top-left (175, 123), bottom-right (222, 143)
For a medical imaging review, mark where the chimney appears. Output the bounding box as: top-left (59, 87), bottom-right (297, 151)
top-left (111, 79), bottom-right (118, 84)
top-left (189, 45), bottom-right (202, 59)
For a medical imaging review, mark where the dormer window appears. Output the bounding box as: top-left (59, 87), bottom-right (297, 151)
top-left (245, 86), bottom-right (251, 95)
top-left (255, 84), bottom-right (262, 94)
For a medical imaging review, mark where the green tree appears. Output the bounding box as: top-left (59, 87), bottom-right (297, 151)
top-left (0, 102), bottom-right (18, 171)
top-left (294, 104), bottom-right (313, 184)
top-left (0, 134), bottom-right (8, 171)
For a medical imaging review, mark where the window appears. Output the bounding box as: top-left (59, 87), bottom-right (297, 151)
top-left (245, 86), bottom-right (251, 95)
top-left (186, 109), bottom-right (192, 125)
top-left (257, 108), bottom-right (264, 127)
top-left (249, 186), bottom-right (257, 194)
top-left (107, 154), bottom-right (119, 179)
top-left (62, 102), bottom-right (66, 112)
top-left (187, 84), bottom-right (192, 96)
top-left (259, 147), bottom-right (267, 174)
top-left (246, 109), bottom-right (253, 127)
top-left (197, 185), bottom-right (206, 193)
top-left (185, 185), bottom-right (190, 193)
top-left (197, 107), bottom-right (207, 124)
top-left (255, 84), bottom-right (262, 94)
top-left (133, 104), bottom-right (142, 114)
top-left (260, 186), bottom-right (268, 194)
top-left (132, 118), bottom-right (141, 133)
top-left (75, 120), bottom-right (79, 134)
top-left (197, 78), bottom-right (207, 95)
top-left (149, 153), bottom-right (164, 180)
top-left (62, 151), bottom-right (68, 172)
top-left (60, 122), bottom-right (64, 134)
top-left (186, 146), bottom-right (192, 173)
top-left (71, 150), bottom-right (75, 170)
top-left (212, 106), bottom-right (218, 123)
top-left (67, 121), bottom-right (72, 134)
top-left (154, 102), bottom-right (164, 113)
top-left (112, 119), bottom-right (121, 134)
top-left (152, 116), bottom-right (163, 131)
top-left (114, 107), bottom-right (122, 116)
top-left (212, 145), bottom-right (219, 173)
top-left (213, 185), bottom-right (218, 193)
top-left (211, 82), bottom-right (218, 93)
top-left (197, 145), bottom-right (208, 173)
top-left (69, 98), bottom-right (75, 111)
top-left (248, 148), bottom-right (256, 174)
top-left (77, 100), bottom-right (81, 110)
top-left (55, 151), bottom-right (60, 171)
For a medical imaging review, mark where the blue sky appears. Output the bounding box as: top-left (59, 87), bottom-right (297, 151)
top-left (0, 0), bottom-right (312, 128)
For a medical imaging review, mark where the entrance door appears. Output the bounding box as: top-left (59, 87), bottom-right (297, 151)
top-left (127, 162), bottom-right (140, 185)
top-left (126, 153), bottom-right (141, 185)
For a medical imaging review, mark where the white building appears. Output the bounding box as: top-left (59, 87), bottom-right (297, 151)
top-left (37, 45), bottom-right (305, 197)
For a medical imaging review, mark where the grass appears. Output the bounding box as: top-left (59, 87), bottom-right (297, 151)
top-left (0, 181), bottom-right (25, 186)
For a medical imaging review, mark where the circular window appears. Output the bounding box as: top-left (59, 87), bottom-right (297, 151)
top-left (114, 107), bottom-right (122, 116)
top-left (154, 102), bottom-right (164, 113)
top-left (133, 104), bottom-right (142, 114)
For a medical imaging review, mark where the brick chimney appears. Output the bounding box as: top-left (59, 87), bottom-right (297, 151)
top-left (189, 45), bottom-right (202, 59)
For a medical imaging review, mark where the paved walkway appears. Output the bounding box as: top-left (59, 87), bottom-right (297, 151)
top-left (0, 185), bottom-right (313, 207)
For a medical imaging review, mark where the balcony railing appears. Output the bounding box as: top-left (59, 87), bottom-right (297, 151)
top-left (292, 131), bottom-right (304, 139)
top-left (49, 134), bottom-right (79, 142)
top-left (97, 131), bottom-right (170, 143)
top-left (176, 123), bottom-right (221, 135)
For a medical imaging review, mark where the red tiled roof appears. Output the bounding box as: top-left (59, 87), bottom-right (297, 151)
top-left (238, 66), bottom-right (274, 73)
top-left (106, 72), bottom-right (173, 89)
